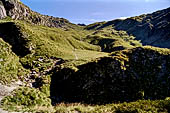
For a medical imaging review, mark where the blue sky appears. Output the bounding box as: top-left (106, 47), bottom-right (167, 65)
top-left (21, 0), bottom-right (170, 24)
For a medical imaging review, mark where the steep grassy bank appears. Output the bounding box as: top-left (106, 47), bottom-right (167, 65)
top-left (0, 38), bottom-right (20, 84)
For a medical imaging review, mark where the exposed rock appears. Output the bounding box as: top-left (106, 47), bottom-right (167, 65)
top-left (0, 0), bottom-right (73, 28)
top-left (0, 1), bottom-right (6, 19)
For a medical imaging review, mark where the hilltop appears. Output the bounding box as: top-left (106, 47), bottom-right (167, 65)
top-left (0, 0), bottom-right (169, 112)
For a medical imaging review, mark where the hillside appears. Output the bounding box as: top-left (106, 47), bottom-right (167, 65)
top-left (0, 0), bottom-right (169, 112)
top-left (85, 7), bottom-right (170, 48)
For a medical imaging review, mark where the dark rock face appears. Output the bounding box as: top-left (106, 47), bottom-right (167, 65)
top-left (50, 47), bottom-right (170, 104)
top-left (2, 0), bottom-right (28, 19)
top-left (0, 0), bottom-right (72, 28)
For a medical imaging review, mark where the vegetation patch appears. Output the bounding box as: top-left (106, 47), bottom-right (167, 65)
top-left (0, 38), bottom-right (20, 84)
top-left (1, 87), bottom-right (51, 110)
top-left (54, 100), bottom-right (170, 113)
top-left (85, 29), bottom-right (141, 52)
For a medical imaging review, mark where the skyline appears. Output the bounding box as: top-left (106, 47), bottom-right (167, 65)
top-left (21, 0), bottom-right (170, 24)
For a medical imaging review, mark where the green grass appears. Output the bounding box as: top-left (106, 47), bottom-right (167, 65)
top-left (0, 16), bottom-right (170, 113)
top-left (84, 29), bottom-right (142, 52)
top-left (2, 99), bottom-right (170, 113)
top-left (13, 20), bottom-right (103, 63)
top-left (1, 87), bottom-right (51, 107)
top-left (54, 100), bottom-right (170, 113)
top-left (0, 38), bottom-right (20, 84)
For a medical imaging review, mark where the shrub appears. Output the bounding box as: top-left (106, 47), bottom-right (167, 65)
top-left (1, 87), bottom-right (51, 107)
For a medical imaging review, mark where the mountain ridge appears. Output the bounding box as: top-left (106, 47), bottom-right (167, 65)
top-left (85, 7), bottom-right (170, 48)
top-left (0, 0), bottom-right (77, 29)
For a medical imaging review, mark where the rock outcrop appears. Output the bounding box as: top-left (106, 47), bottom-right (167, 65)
top-left (0, 1), bottom-right (6, 19)
top-left (0, 0), bottom-right (73, 28)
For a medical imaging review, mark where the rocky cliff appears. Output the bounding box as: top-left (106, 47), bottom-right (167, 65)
top-left (0, 0), bottom-right (73, 28)
top-left (0, 1), bottom-right (6, 19)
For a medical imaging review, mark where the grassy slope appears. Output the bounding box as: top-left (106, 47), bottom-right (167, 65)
top-left (0, 38), bottom-right (20, 84)
top-left (0, 18), bottom-right (169, 112)
top-left (54, 100), bottom-right (170, 113)
top-left (84, 24), bottom-right (142, 52)
top-left (85, 7), bottom-right (170, 48)
top-left (16, 20), bottom-right (102, 59)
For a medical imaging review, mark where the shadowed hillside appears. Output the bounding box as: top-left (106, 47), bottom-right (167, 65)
top-left (50, 47), bottom-right (170, 104)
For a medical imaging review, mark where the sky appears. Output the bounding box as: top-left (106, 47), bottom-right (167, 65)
top-left (21, 0), bottom-right (170, 24)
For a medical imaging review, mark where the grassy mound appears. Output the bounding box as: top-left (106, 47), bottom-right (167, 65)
top-left (50, 46), bottom-right (170, 104)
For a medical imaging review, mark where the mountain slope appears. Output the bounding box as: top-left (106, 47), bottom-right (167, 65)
top-left (85, 7), bottom-right (170, 48)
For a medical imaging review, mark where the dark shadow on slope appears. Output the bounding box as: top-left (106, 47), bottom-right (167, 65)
top-left (87, 36), bottom-right (126, 53)
top-left (50, 47), bottom-right (170, 105)
top-left (0, 22), bottom-right (31, 57)
top-left (95, 39), bottom-right (125, 52)
top-left (50, 57), bottom-right (141, 105)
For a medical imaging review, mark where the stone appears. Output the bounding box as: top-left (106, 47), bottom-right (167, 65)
top-left (0, 2), bottom-right (6, 19)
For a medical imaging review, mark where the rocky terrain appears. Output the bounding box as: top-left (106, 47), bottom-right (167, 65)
top-left (0, 0), bottom-right (74, 28)
top-left (0, 0), bottom-right (169, 112)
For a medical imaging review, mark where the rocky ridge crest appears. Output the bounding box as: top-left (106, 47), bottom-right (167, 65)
top-left (0, 0), bottom-right (72, 28)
